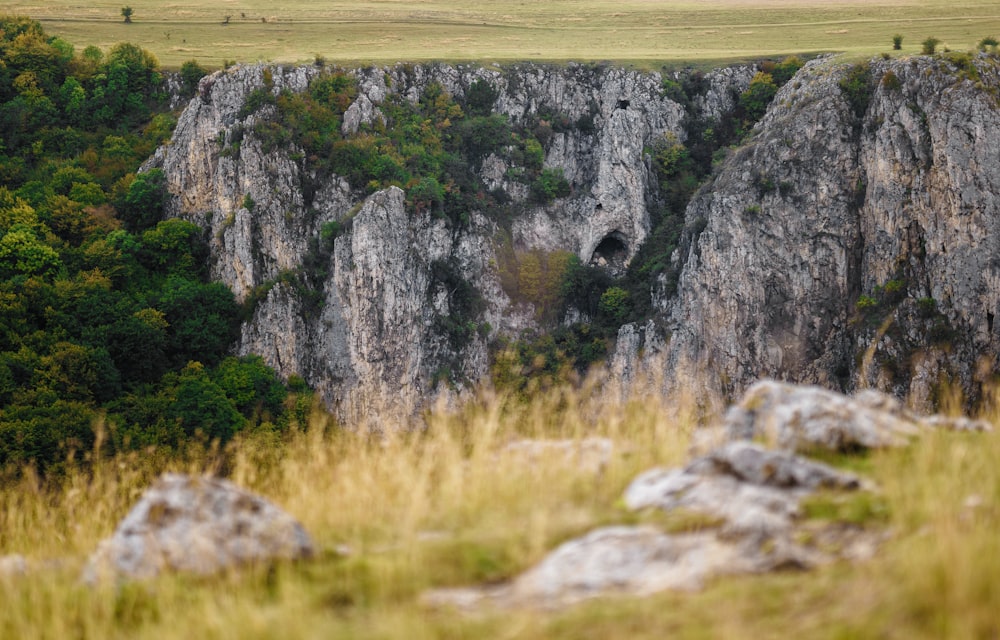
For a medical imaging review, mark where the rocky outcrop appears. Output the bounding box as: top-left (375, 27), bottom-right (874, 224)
top-left (83, 473), bottom-right (313, 582)
top-left (151, 52), bottom-right (1000, 417)
top-left (653, 54), bottom-right (1000, 406)
top-left (713, 380), bottom-right (991, 452)
top-left (425, 383), bottom-right (914, 609)
top-left (150, 61), bottom-right (751, 421)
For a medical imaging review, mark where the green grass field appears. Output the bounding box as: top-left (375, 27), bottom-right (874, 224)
top-left (8, 0), bottom-right (1000, 68)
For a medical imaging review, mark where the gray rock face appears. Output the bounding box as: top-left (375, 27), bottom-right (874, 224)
top-left (624, 441), bottom-right (860, 536)
top-left (152, 61), bottom-right (749, 421)
top-left (84, 474), bottom-right (313, 582)
top-left (717, 379), bottom-right (990, 452)
top-left (656, 54), bottom-right (1000, 405)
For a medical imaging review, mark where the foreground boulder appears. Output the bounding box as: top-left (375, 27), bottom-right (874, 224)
top-left (719, 380), bottom-right (990, 452)
top-left (84, 474), bottom-right (313, 582)
top-left (426, 438), bottom-right (873, 609)
top-left (625, 441), bottom-right (862, 536)
top-left (426, 381), bottom-right (995, 609)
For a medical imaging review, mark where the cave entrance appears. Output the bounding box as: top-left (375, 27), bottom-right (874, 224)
top-left (590, 233), bottom-right (628, 275)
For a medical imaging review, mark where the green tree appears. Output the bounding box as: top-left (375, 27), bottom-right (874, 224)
top-left (922, 37), bottom-right (941, 55)
top-left (140, 218), bottom-right (208, 280)
top-left (893, 34), bottom-right (904, 50)
top-left (166, 361), bottom-right (245, 442)
top-left (120, 168), bottom-right (166, 232)
top-left (157, 276), bottom-right (239, 367)
top-left (530, 167), bottom-right (571, 203)
top-left (105, 307), bottom-right (169, 384)
top-left (465, 78), bottom-right (499, 117)
top-left (739, 72), bottom-right (778, 122)
top-left (0, 224), bottom-right (61, 280)
top-left (121, 6), bottom-right (133, 23)
top-left (212, 355), bottom-right (287, 418)
top-left (598, 286), bottom-right (630, 325)
top-left (179, 59), bottom-right (208, 94)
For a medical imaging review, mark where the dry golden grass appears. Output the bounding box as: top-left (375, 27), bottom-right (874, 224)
top-left (0, 377), bottom-right (998, 638)
top-left (6, 0), bottom-right (1000, 68)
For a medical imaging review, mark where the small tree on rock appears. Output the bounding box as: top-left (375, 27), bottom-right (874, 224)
top-left (121, 6), bottom-right (133, 23)
top-left (892, 34), bottom-right (903, 50)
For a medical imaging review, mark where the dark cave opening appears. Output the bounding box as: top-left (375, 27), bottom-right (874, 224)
top-left (590, 233), bottom-right (628, 274)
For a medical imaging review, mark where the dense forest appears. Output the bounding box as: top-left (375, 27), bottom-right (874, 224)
top-left (0, 16), bottom-right (308, 473)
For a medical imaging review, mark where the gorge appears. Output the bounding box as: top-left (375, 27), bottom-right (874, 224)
top-left (148, 53), bottom-right (1000, 420)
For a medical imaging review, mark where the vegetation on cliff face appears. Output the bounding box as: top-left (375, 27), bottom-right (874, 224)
top-left (0, 17), bottom-right (305, 471)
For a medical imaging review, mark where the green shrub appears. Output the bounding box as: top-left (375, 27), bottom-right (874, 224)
top-left (838, 63), bottom-right (873, 120)
top-left (922, 37), bottom-right (941, 55)
top-left (979, 36), bottom-right (999, 52)
top-left (739, 72), bottom-right (778, 122)
top-left (893, 34), bottom-right (903, 50)
top-left (242, 193), bottom-right (255, 212)
top-left (465, 78), bottom-right (499, 117)
top-left (530, 168), bottom-right (571, 203)
top-left (598, 286), bottom-right (630, 325)
top-left (856, 294), bottom-right (878, 311)
top-left (917, 297), bottom-right (937, 318)
top-left (881, 70), bottom-right (902, 91)
top-left (180, 59), bottom-right (208, 94)
top-left (771, 56), bottom-right (804, 86)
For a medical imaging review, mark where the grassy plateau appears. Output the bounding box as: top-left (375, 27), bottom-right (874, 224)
top-left (6, 0), bottom-right (1000, 68)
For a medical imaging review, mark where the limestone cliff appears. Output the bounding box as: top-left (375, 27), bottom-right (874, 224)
top-left (148, 62), bottom-right (747, 422)
top-left (644, 53), bottom-right (1000, 408)
top-left (151, 52), bottom-right (1000, 418)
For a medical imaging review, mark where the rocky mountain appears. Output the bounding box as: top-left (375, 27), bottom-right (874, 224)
top-left (148, 52), bottom-right (1000, 421)
top-left (629, 53), bottom-right (1000, 410)
top-left (147, 61), bottom-right (750, 422)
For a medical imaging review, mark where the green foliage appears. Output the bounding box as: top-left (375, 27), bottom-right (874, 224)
top-left (430, 259), bottom-right (485, 352)
top-left (0, 18), bottom-right (309, 470)
top-left (166, 361), bottom-right (245, 442)
top-left (179, 59), bottom-right (208, 94)
top-left (922, 37), bottom-right (941, 54)
top-left (465, 78), bottom-right (499, 117)
top-left (739, 71), bottom-right (778, 122)
top-left (121, 6), bottom-right (133, 23)
top-left (979, 36), bottom-right (999, 52)
top-left (530, 167), bottom-right (571, 203)
top-left (211, 355), bottom-right (288, 419)
top-left (893, 34), bottom-right (904, 50)
top-left (770, 55), bottom-right (804, 86)
top-left (242, 193), bottom-right (255, 212)
top-left (490, 322), bottom-right (608, 395)
top-left (598, 286), bottom-right (630, 325)
top-left (0, 224), bottom-right (62, 280)
top-left (838, 62), bottom-right (873, 120)
top-left (881, 70), bottom-right (902, 91)
top-left (649, 132), bottom-right (699, 218)
top-left (319, 220), bottom-right (342, 248)
top-left (856, 294), bottom-right (878, 311)
top-left (120, 168), bottom-right (166, 232)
